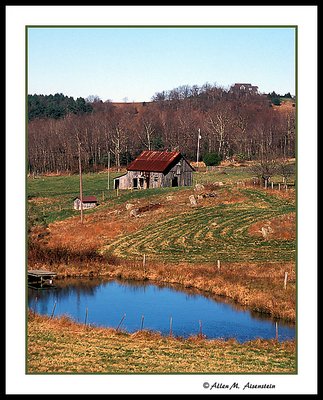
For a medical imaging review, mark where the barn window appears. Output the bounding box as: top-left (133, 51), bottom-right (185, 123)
top-left (154, 175), bottom-right (158, 182)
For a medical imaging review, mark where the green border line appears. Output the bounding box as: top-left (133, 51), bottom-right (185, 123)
top-left (294, 25), bottom-right (298, 374)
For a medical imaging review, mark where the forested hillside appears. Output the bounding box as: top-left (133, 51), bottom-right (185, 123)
top-left (28, 93), bottom-right (93, 121)
top-left (27, 84), bottom-right (295, 174)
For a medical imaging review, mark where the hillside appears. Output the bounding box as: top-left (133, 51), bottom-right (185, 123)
top-left (27, 165), bottom-right (296, 374)
top-left (28, 83), bottom-right (296, 175)
top-left (28, 165), bottom-right (296, 322)
top-left (112, 101), bottom-right (150, 110)
top-left (272, 99), bottom-right (296, 112)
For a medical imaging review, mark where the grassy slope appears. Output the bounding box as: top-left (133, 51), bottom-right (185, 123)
top-left (27, 170), bottom-right (184, 225)
top-left (105, 188), bottom-right (295, 263)
top-left (27, 313), bottom-right (296, 374)
top-left (27, 166), bottom-right (296, 373)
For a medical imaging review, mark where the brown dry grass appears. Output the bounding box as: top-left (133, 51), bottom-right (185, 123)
top-left (27, 312), bottom-right (296, 374)
top-left (37, 187), bottom-right (251, 254)
top-left (248, 212), bottom-right (296, 240)
top-left (30, 259), bottom-right (295, 322)
top-left (100, 260), bottom-right (296, 321)
top-left (265, 188), bottom-right (296, 202)
top-left (27, 183), bottom-right (296, 374)
top-left (39, 190), bottom-right (193, 253)
top-left (28, 187), bottom-right (296, 322)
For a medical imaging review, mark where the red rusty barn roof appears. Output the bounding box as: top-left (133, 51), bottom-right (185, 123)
top-left (74, 196), bottom-right (98, 203)
top-left (127, 151), bottom-right (182, 173)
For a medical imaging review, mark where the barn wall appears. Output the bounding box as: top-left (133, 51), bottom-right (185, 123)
top-left (115, 171), bottom-right (153, 189)
top-left (74, 199), bottom-right (80, 210)
top-left (150, 172), bottom-right (163, 188)
top-left (83, 203), bottom-right (97, 209)
top-left (162, 159), bottom-right (193, 187)
top-left (115, 171), bottom-right (164, 189)
top-left (115, 173), bottom-right (132, 189)
top-left (114, 157), bottom-right (193, 189)
top-left (74, 199), bottom-right (97, 210)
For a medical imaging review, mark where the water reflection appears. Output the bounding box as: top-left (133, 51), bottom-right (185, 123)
top-left (28, 277), bottom-right (295, 342)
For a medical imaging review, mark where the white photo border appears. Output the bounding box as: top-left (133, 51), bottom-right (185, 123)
top-left (6, 5), bottom-right (317, 395)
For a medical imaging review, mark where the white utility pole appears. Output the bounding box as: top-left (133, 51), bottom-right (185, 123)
top-left (196, 128), bottom-right (201, 171)
top-left (78, 140), bottom-right (84, 224)
top-left (107, 150), bottom-right (111, 190)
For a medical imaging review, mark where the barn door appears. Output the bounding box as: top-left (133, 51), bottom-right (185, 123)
top-left (172, 176), bottom-right (178, 187)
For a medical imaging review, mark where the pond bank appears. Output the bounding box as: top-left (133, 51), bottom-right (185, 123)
top-left (28, 277), bottom-right (295, 342)
top-left (27, 312), bottom-right (296, 374)
top-left (29, 257), bottom-right (296, 323)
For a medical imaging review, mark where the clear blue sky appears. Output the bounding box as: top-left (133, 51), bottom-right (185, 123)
top-left (28, 27), bottom-right (296, 102)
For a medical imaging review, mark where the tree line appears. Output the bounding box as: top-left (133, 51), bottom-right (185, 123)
top-left (28, 83), bottom-right (296, 174)
top-left (28, 93), bottom-right (93, 121)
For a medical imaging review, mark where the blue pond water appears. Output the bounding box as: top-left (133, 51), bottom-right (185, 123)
top-left (28, 278), bottom-right (295, 343)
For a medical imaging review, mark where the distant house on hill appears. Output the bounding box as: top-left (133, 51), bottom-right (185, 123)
top-left (230, 83), bottom-right (259, 95)
top-left (73, 196), bottom-right (98, 210)
top-left (114, 150), bottom-right (194, 190)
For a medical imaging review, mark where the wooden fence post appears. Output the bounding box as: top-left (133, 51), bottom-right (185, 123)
top-left (217, 259), bottom-right (221, 271)
top-left (143, 254), bottom-right (147, 276)
top-left (199, 320), bottom-right (203, 337)
top-left (284, 272), bottom-right (288, 290)
top-left (116, 313), bottom-right (126, 331)
top-left (33, 297), bottom-right (38, 316)
top-left (50, 301), bottom-right (57, 318)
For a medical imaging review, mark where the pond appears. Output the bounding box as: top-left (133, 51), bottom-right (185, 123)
top-left (28, 278), bottom-right (295, 343)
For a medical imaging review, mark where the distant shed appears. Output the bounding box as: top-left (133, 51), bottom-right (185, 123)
top-left (114, 150), bottom-right (194, 190)
top-left (73, 195), bottom-right (98, 210)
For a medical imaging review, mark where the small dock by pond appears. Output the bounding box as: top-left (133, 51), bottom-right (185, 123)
top-left (28, 270), bottom-right (57, 288)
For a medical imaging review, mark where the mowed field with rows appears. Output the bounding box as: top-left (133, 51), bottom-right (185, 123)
top-left (28, 166), bottom-right (296, 268)
top-left (103, 187), bottom-right (295, 264)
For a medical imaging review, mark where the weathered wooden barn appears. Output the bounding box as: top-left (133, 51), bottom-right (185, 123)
top-left (73, 195), bottom-right (98, 210)
top-left (114, 150), bottom-right (194, 190)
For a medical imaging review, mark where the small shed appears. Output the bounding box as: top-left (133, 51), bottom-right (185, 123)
top-left (73, 195), bottom-right (98, 210)
top-left (114, 150), bottom-right (195, 190)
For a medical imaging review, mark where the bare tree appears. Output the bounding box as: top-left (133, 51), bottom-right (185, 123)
top-left (27, 83), bottom-right (295, 174)
top-left (278, 159), bottom-right (295, 184)
top-left (251, 158), bottom-right (278, 187)
top-left (206, 103), bottom-right (234, 158)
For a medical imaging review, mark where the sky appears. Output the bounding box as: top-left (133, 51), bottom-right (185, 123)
top-left (28, 26), bottom-right (296, 102)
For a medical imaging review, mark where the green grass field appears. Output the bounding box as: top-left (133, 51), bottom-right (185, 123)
top-left (27, 171), bottom-right (187, 226)
top-left (27, 165), bottom-right (297, 374)
top-left (27, 167), bottom-right (296, 266)
top-left (27, 165), bottom-right (295, 226)
top-left (103, 187), bottom-right (295, 263)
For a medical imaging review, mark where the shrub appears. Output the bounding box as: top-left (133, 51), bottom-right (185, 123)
top-left (234, 153), bottom-right (248, 163)
top-left (203, 153), bottom-right (222, 166)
